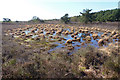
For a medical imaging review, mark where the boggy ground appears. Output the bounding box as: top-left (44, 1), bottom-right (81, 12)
top-left (2, 22), bottom-right (120, 78)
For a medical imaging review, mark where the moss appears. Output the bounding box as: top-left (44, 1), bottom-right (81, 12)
top-left (9, 59), bottom-right (16, 65)
top-left (34, 40), bottom-right (49, 46)
top-left (24, 39), bottom-right (33, 42)
top-left (15, 37), bottom-right (24, 40)
top-left (4, 59), bottom-right (16, 67)
top-left (78, 66), bottom-right (86, 71)
top-left (102, 72), bottom-right (105, 75)
top-left (48, 44), bottom-right (58, 49)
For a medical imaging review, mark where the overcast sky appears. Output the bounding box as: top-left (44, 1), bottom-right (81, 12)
top-left (0, 0), bottom-right (119, 21)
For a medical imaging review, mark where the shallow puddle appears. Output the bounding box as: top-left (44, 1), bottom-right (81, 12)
top-left (9, 26), bottom-right (118, 54)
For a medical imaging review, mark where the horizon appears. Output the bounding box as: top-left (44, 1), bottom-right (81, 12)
top-left (0, 0), bottom-right (119, 21)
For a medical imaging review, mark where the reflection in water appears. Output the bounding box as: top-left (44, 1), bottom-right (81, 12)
top-left (18, 28), bottom-right (118, 54)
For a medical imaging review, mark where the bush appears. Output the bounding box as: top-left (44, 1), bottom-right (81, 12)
top-left (61, 14), bottom-right (70, 24)
top-left (28, 16), bottom-right (44, 23)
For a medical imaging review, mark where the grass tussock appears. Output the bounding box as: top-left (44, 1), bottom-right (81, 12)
top-left (2, 36), bottom-right (120, 78)
top-left (2, 23), bottom-right (120, 78)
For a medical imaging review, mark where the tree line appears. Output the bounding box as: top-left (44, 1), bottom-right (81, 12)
top-left (2, 16), bottom-right (44, 23)
top-left (2, 8), bottom-right (120, 24)
top-left (61, 8), bottom-right (120, 24)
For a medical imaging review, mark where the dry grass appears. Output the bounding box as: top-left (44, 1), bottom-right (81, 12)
top-left (2, 22), bottom-right (120, 78)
